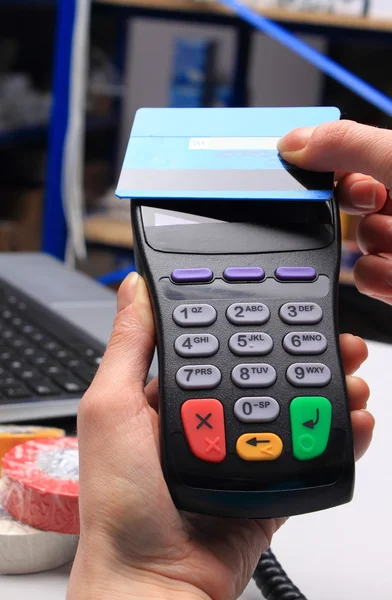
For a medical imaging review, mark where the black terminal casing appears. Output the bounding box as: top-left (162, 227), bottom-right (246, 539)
top-left (131, 198), bottom-right (355, 519)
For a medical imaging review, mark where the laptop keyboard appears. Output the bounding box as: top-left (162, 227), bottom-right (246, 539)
top-left (0, 279), bottom-right (105, 410)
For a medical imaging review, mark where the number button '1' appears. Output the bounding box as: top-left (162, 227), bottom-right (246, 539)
top-left (173, 304), bottom-right (216, 327)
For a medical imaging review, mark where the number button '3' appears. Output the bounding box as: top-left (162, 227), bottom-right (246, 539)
top-left (280, 303), bottom-right (323, 325)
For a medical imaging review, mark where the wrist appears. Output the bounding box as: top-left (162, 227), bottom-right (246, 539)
top-left (68, 546), bottom-right (212, 600)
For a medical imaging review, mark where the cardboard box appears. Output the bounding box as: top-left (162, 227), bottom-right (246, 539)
top-left (240, 1), bottom-right (367, 16)
top-left (369, 0), bottom-right (392, 18)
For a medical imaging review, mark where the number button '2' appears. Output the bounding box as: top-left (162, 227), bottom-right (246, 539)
top-left (227, 303), bottom-right (270, 325)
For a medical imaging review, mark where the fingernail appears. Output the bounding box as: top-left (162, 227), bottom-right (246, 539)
top-left (132, 274), bottom-right (155, 331)
top-left (117, 271), bottom-right (139, 312)
top-left (349, 181), bottom-right (377, 211)
top-left (362, 409), bottom-right (376, 428)
top-left (277, 126), bottom-right (316, 157)
top-left (126, 271), bottom-right (139, 300)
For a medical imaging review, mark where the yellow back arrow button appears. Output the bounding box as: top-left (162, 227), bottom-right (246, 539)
top-left (236, 433), bottom-right (283, 461)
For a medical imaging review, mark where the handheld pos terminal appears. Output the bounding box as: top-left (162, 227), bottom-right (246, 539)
top-left (116, 107), bottom-right (354, 521)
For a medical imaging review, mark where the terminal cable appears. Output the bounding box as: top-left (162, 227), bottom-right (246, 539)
top-left (253, 549), bottom-right (307, 600)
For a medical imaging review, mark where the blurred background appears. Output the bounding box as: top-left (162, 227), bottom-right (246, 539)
top-left (1, 0), bottom-right (392, 341)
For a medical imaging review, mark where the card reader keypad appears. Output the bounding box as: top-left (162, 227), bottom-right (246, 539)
top-left (173, 297), bottom-right (331, 463)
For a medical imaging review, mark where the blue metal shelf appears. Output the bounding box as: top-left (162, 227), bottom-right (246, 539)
top-left (0, 115), bottom-right (116, 148)
top-left (0, 125), bottom-right (48, 147)
top-left (0, 1), bottom-right (55, 6)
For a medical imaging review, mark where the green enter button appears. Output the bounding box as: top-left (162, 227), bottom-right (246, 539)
top-left (290, 396), bottom-right (332, 460)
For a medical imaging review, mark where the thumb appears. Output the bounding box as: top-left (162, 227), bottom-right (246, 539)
top-left (277, 120), bottom-right (392, 192)
top-left (92, 272), bottom-right (155, 396)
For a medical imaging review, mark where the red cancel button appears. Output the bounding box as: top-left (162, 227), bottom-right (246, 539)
top-left (181, 398), bottom-right (226, 463)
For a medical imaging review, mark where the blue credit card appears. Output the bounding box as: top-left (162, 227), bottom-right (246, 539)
top-left (116, 107), bottom-right (340, 201)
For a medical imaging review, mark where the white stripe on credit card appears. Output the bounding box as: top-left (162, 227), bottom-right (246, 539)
top-left (188, 137), bottom-right (281, 151)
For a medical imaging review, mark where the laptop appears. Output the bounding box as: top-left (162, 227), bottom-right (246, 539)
top-left (0, 252), bottom-right (156, 423)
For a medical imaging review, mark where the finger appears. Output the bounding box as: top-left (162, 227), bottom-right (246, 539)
top-left (357, 213), bottom-right (392, 256)
top-left (335, 173), bottom-right (387, 215)
top-left (92, 274), bottom-right (155, 397)
top-left (339, 333), bottom-right (368, 375)
top-left (354, 254), bottom-right (392, 300)
top-left (352, 410), bottom-right (375, 461)
top-left (278, 120), bottom-right (392, 201)
top-left (145, 376), bottom-right (159, 411)
top-left (117, 271), bottom-right (138, 313)
top-left (346, 376), bottom-right (370, 411)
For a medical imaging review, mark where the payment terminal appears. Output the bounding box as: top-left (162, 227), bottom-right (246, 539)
top-left (117, 107), bottom-right (354, 521)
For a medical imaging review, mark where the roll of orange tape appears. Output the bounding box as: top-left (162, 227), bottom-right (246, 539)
top-left (0, 480), bottom-right (78, 575)
top-left (0, 426), bottom-right (65, 473)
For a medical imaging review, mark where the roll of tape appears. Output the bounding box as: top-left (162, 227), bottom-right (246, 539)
top-left (0, 481), bottom-right (78, 575)
top-left (2, 437), bottom-right (79, 534)
top-left (0, 425), bottom-right (65, 471)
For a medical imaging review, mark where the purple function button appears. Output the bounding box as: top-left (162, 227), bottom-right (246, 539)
top-left (171, 268), bottom-right (213, 283)
top-left (276, 267), bottom-right (317, 281)
top-left (224, 267), bottom-right (265, 282)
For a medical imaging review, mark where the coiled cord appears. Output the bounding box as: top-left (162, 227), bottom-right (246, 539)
top-left (253, 549), bottom-right (307, 600)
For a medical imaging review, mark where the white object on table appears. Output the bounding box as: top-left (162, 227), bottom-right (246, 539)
top-left (1, 340), bottom-right (391, 600)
